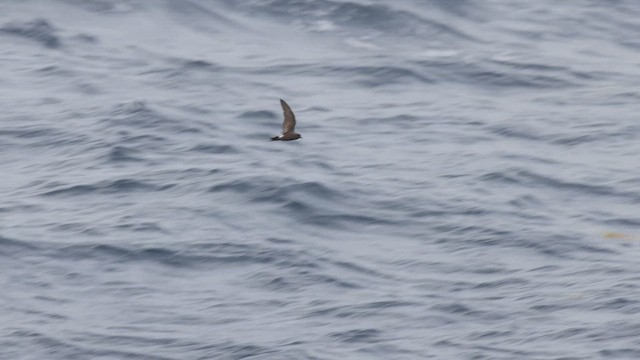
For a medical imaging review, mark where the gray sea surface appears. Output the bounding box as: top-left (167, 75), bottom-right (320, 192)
top-left (1, 1), bottom-right (640, 359)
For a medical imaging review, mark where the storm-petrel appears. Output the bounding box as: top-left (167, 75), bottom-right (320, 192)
top-left (271, 99), bottom-right (301, 141)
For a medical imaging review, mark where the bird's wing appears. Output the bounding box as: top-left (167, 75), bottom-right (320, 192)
top-left (280, 99), bottom-right (296, 134)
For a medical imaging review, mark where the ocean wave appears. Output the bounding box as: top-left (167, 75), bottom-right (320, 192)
top-left (222, 0), bottom-right (474, 41)
top-left (0, 235), bottom-right (39, 256)
top-left (0, 18), bottom-right (61, 48)
top-left (62, 0), bottom-right (139, 14)
top-left (207, 177), bottom-right (392, 228)
top-left (414, 58), bottom-right (582, 89)
top-left (104, 101), bottom-right (206, 135)
top-left (189, 143), bottom-right (239, 154)
top-left (4, 329), bottom-right (179, 360)
top-left (209, 178), bottom-right (340, 202)
top-left (48, 241), bottom-right (320, 270)
top-left (40, 178), bottom-right (174, 196)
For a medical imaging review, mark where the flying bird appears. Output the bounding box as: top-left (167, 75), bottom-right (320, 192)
top-left (271, 99), bottom-right (301, 141)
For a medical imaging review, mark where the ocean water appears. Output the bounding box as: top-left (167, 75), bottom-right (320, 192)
top-left (1, 1), bottom-right (640, 359)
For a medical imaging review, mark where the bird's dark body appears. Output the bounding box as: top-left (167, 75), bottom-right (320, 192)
top-left (271, 133), bottom-right (301, 141)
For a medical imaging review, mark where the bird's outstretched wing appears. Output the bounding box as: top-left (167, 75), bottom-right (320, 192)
top-left (280, 99), bottom-right (296, 134)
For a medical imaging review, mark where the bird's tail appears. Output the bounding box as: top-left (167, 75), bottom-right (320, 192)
top-left (270, 136), bottom-right (280, 141)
